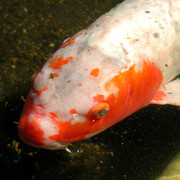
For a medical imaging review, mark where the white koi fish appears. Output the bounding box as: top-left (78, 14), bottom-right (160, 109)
top-left (18, 0), bottom-right (180, 150)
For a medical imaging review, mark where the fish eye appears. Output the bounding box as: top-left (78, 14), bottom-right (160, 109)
top-left (91, 103), bottom-right (110, 119)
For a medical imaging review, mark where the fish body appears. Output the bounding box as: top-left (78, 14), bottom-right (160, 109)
top-left (18, 0), bottom-right (180, 149)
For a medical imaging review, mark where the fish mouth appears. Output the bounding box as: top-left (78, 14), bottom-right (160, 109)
top-left (18, 92), bottom-right (71, 150)
top-left (18, 108), bottom-right (70, 150)
top-left (18, 110), bottom-right (71, 150)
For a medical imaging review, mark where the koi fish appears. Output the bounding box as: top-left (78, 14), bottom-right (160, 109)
top-left (18, 0), bottom-right (180, 150)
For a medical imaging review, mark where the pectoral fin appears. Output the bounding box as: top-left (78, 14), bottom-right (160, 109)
top-left (150, 78), bottom-right (180, 106)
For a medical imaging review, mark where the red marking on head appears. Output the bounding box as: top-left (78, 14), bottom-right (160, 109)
top-left (36, 86), bottom-right (48, 96)
top-left (34, 73), bottom-right (38, 80)
top-left (78, 83), bottom-right (82, 86)
top-left (18, 96), bottom-right (45, 147)
top-left (49, 121), bottom-right (87, 142)
top-left (47, 95), bottom-right (115, 142)
top-left (49, 56), bottom-right (73, 70)
top-left (87, 49), bottom-right (92, 55)
top-left (91, 60), bottom-right (163, 129)
top-left (19, 61), bottom-right (163, 145)
top-left (152, 90), bottom-right (167, 101)
top-left (59, 31), bottom-right (84, 49)
top-left (70, 109), bottom-right (77, 114)
top-left (93, 94), bottom-right (105, 102)
top-left (59, 30), bottom-right (84, 49)
top-left (84, 61), bottom-right (163, 135)
top-left (60, 38), bottom-right (75, 49)
top-left (52, 73), bottom-right (59, 77)
top-left (90, 68), bottom-right (100, 77)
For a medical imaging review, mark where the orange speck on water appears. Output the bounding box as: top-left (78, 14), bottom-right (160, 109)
top-left (90, 68), bottom-right (100, 77)
top-left (70, 109), bottom-right (77, 114)
top-left (49, 56), bottom-right (73, 70)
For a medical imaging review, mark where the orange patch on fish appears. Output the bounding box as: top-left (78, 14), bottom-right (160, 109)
top-left (48, 95), bottom-right (113, 142)
top-left (152, 90), bottom-right (167, 101)
top-left (18, 97), bottom-right (45, 146)
top-left (49, 121), bottom-right (87, 142)
top-left (86, 61), bottom-right (163, 133)
top-left (59, 31), bottom-right (84, 49)
top-left (49, 73), bottom-right (59, 79)
top-left (45, 61), bottom-right (163, 143)
top-left (60, 38), bottom-right (75, 49)
top-left (36, 86), bottom-right (48, 96)
top-left (99, 61), bottom-right (163, 127)
top-left (49, 56), bottom-right (73, 70)
top-left (70, 109), bottom-right (77, 114)
top-left (34, 73), bottom-right (38, 80)
top-left (93, 94), bottom-right (105, 102)
top-left (90, 68), bottom-right (100, 77)
top-left (52, 73), bottom-right (59, 77)
top-left (87, 49), bottom-right (92, 55)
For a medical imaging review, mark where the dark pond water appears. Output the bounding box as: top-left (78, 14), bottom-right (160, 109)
top-left (0, 0), bottom-right (180, 179)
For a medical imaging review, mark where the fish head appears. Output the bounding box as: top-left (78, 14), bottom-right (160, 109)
top-left (18, 35), bottom-right (163, 150)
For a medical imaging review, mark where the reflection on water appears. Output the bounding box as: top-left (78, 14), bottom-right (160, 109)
top-left (157, 152), bottom-right (180, 180)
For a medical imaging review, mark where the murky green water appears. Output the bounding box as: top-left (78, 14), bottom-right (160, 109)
top-left (0, 0), bottom-right (180, 179)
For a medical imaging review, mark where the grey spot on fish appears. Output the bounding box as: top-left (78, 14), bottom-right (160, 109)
top-left (153, 33), bottom-right (159, 38)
